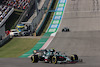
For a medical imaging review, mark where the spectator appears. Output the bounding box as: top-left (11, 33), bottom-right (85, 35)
top-left (2, 0), bottom-right (30, 10)
top-left (0, 5), bottom-right (13, 22)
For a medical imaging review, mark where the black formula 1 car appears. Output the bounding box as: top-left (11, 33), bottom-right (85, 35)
top-left (31, 49), bottom-right (83, 64)
top-left (62, 27), bottom-right (70, 32)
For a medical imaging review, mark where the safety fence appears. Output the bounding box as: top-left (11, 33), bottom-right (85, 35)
top-left (30, 0), bottom-right (50, 33)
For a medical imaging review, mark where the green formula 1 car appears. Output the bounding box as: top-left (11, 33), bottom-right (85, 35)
top-left (31, 49), bottom-right (83, 64)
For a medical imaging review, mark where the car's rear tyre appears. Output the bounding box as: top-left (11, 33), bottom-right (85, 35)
top-left (62, 29), bottom-right (64, 32)
top-left (52, 56), bottom-right (57, 64)
top-left (71, 54), bottom-right (78, 61)
top-left (31, 55), bottom-right (39, 63)
top-left (67, 29), bottom-right (70, 32)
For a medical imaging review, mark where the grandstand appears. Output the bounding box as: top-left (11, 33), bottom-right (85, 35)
top-left (2, 0), bottom-right (30, 10)
top-left (0, 5), bottom-right (14, 22)
top-left (0, 5), bottom-right (14, 37)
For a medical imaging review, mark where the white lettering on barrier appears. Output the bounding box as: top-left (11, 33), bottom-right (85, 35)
top-left (59, 4), bottom-right (65, 7)
top-left (56, 7), bottom-right (64, 11)
top-left (54, 16), bottom-right (61, 20)
top-left (52, 20), bottom-right (59, 24)
top-left (50, 24), bottom-right (58, 28)
top-left (49, 29), bottom-right (56, 32)
top-left (60, 0), bottom-right (66, 3)
top-left (56, 12), bottom-right (62, 15)
top-left (59, 0), bottom-right (66, 3)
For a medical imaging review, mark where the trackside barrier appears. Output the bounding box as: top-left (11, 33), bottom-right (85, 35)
top-left (36, 0), bottom-right (54, 36)
top-left (46, 0), bottom-right (67, 33)
top-left (0, 35), bottom-right (10, 47)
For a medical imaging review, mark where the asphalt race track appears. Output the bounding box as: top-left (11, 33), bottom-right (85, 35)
top-left (1, 0), bottom-right (100, 67)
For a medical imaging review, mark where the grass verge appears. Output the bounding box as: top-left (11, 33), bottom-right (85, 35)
top-left (0, 38), bottom-right (40, 58)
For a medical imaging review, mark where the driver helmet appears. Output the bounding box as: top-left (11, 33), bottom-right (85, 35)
top-left (33, 50), bottom-right (36, 54)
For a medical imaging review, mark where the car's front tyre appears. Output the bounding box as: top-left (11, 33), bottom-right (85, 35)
top-left (31, 55), bottom-right (39, 63)
top-left (62, 29), bottom-right (64, 32)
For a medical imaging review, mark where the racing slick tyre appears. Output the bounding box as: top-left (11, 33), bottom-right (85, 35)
top-left (52, 56), bottom-right (57, 64)
top-left (31, 55), bottom-right (39, 63)
top-left (62, 29), bottom-right (64, 32)
top-left (71, 54), bottom-right (78, 61)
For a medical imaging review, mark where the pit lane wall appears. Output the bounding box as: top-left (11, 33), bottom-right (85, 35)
top-left (19, 0), bottom-right (67, 58)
